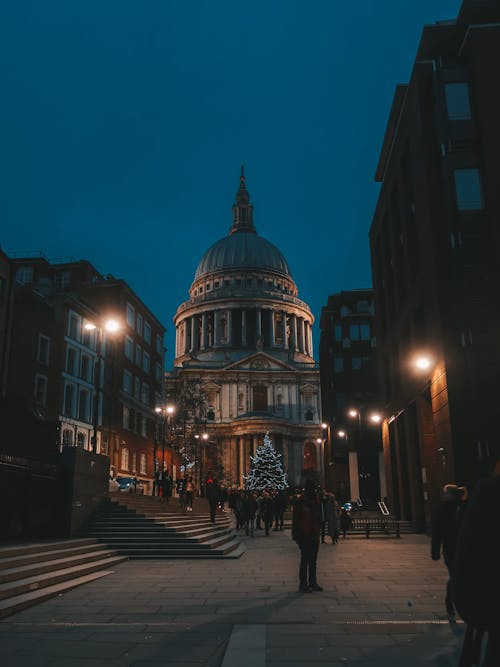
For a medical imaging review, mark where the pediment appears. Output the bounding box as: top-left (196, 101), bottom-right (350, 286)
top-left (200, 381), bottom-right (222, 392)
top-left (299, 382), bottom-right (319, 393)
top-left (223, 353), bottom-right (296, 372)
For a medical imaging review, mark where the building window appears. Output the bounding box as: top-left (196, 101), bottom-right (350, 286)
top-left (134, 377), bottom-right (141, 399)
top-left (37, 334), bottom-right (51, 365)
top-left (141, 416), bottom-right (148, 437)
top-left (123, 370), bottom-right (132, 394)
top-left (238, 392), bottom-right (245, 412)
top-left (66, 347), bottom-right (78, 375)
top-left (34, 374), bottom-right (48, 406)
top-left (62, 428), bottom-right (73, 446)
top-left (144, 321), bottom-right (151, 344)
top-left (68, 312), bottom-right (81, 341)
top-left (135, 344), bottom-right (142, 366)
top-left (143, 351), bottom-right (150, 373)
top-left (334, 325), bottom-right (342, 341)
top-left (123, 405), bottom-right (130, 429)
top-left (356, 300), bottom-right (369, 314)
top-left (78, 389), bottom-right (90, 422)
top-left (136, 314), bottom-right (143, 336)
top-left (55, 270), bottom-right (71, 289)
top-left (140, 453), bottom-right (147, 475)
top-left (445, 82), bottom-right (471, 121)
top-left (77, 432), bottom-right (86, 449)
top-left (352, 357), bottom-right (362, 370)
top-left (15, 266), bottom-right (34, 284)
top-left (125, 335), bottom-right (134, 360)
top-left (155, 362), bottom-right (162, 383)
top-left (454, 168), bottom-right (483, 210)
top-left (122, 447), bottom-right (129, 471)
top-left (64, 383), bottom-right (76, 417)
top-left (132, 452), bottom-right (137, 473)
top-left (100, 436), bottom-right (109, 456)
top-left (340, 305), bottom-right (351, 317)
top-left (349, 323), bottom-right (371, 341)
top-left (126, 303), bottom-right (135, 327)
top-left (336, 393), bottom-right (345, 409)
top-left (253, 385), bottom-right (268, 411)
top-left (141, 382), bottom-right (150, 406)
top-left (207, 409), bottom-right (215, 421)
top-left (156, 334), bottom-right (163, 355)
top-left (80, 355), bottom-right (92, 383)
top-left (276, 394), bottom-right (283, 411)
top-left (136, 412), bottom-right (142, 435)
top-left (333, 356), bottom-right (344, 373)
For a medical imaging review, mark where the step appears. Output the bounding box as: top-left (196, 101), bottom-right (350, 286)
top-left (0, 570), bottom-right (113, 620)
top-left (0, 549), bottom-right (121, 583)
top-left (0, 538), bottom-right (99, 560)
top-left (0, 542), bottom-right (111, 571)
top-left (0, 555), bottom-right (127, 601)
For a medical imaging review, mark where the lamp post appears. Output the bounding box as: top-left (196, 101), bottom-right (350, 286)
top-left (84, 318), bottom-right (121, 454)
top-left (346, 408), bottom-right (382, 505)
top-left (194, 431), bottom-right (209, 495)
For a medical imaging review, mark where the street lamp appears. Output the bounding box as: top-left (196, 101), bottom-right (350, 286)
top-left (84, 318), bottom-right (122, 454)
top-left (154, 404), bottom-right (176, 487)
top-left (194, 431), bottom-right (209, 495)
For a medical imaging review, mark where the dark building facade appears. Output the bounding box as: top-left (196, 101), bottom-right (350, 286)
top-left (3, 256), bottom-right (166, 490)
top-left (0, 249), bottom-right (14, 398)
top-left (319, 289), bottom-right (384, 505)
top-left (369, 0), bottom-right (500, 528)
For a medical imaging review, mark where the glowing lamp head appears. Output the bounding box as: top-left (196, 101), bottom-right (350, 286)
top-left (316, 438), bottom-right (323, 444)
top-left (370, 413), bottom-right (382, 424)
top-left (166, 405), bottom-right (175, 415)
top-left (337, 430), bottom-right (346, 438)
top-left (415, 356), bottom-right (432, 371)
top-left (321, 423), bottom-right (328, 430)
top-left (84, 322), bottom-right (97, 331)
top-left (155, 407), bottom-right (162, 414)
top-left (202, 433), bottom-right (209, 441)
top-left (104, 319), bottom-right (121, 333)
top-left (348, 409), bottom-right (358, 418)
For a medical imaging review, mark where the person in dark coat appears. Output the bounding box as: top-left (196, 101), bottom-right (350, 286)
top-left (260, 490), bottom-right (274, 536)
top-left (339, 507), bottom-right (352, 538)
top-left (292, 480), bottom-right (323, 592)
top-left (452, 453), bottom-right (500, 666)
top-left (160, 470), bottom-right (172, 503)
top-left (273, 490), bottom-right (288, 531)
top-left (431, 483), bottom-right (468, 619)
top-left (242, 491), bottom-right (259, 537)
top-left (206, 478), bottom-right (220, 523)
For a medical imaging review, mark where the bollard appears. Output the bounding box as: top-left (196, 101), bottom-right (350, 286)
top-left (365, 522), bottom-right (370, 539)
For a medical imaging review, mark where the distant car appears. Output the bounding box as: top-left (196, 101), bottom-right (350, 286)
top-left (116, 476), bottom-right (144, 494)
top-left (109, 477), bottom-right (120, 493)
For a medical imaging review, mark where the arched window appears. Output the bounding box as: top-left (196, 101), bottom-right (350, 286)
top-left (122, 447), bottom-right (129, 470)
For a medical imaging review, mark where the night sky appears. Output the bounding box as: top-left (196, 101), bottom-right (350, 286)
top-left (1, 1), bottom-right (461, 365)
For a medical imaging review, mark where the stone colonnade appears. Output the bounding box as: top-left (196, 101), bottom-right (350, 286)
top-left (176, 307), bottom-right (313, 357)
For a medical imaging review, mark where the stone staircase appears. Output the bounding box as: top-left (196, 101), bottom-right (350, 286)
top-left (84, 495), bottom-right (245, 559)
top-left (0, 538), bottom-right (127, 619)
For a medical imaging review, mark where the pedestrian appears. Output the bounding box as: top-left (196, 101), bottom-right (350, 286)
top-left (218, 483), bottom-right (228, 512)
top-left (431, 483), bottom-right (468, 620)
top-left (292, 480), bottom-right (323, 592)
top-left (452, 449), bottom-right (500, 666)
top-left (206, 478), bottom-right (220, 523)
top-left (339, 507), bottom-right (352, 539)
top-left (161, 469), bottom-right (172, 503)
top-left (260, 490), bottom-right (274, 536)
top-left (273, 489), bottom-right (287, 531)
top-left (322, 492), bottom-right (339, 544)
top-left (185, 476), bottom-right (195, 511)
top-left (176, 476), bottom-right (186, 509)
top-left (243, 491), bottom-right (259, 537)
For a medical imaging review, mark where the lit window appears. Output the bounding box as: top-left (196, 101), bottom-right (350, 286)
top-left (140, 453), bottom-right (147, 475)
top-left (445, 82), bottom-right (471, 121)
top-left (126, 303), bottom-right (135, 327)
top-left (62, 428), bottom-right (73, 446)
top-left (125, 336), bottom-right (134, 360)
top-left (144, 321), bottom-right (151, 344)
top-left (132, 452), bottom-right (137, 472)
top-left (122, 447), bottom-right (129, 470)
top-left (77, 433), bottom-right (86, 449)
top-left (37, 334), bottom-right (51, 365)
top-left (454, 169), bottom-right (483, 210)
top-left (34, 374), bottom-right (48, 406)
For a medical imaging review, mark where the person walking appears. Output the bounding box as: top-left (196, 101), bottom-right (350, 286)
top-left (339, 507), bottom-right (352, 539)
top-left (206, 478), bottom-right (220, 523)
top-left (243, 491), bottom-right (258, 537)
top-left (292, 480), bottom-right (323, 593)
top-left (176, 476), bottom-right (186, 509)
top-left (431, 483), bottom-right (468, 620)
top-left (185, 476), bottom-right (195, 511)
top-left (452, 451), bottom-right (500, 666)
top-left (322, 492), bottom-right (339, 544)
top-left (161, 469), bottom-right (172, 503)
top-left (273, 490), bottom-right (287, 531)
top-left (260, 490), bottom-right (274, 536)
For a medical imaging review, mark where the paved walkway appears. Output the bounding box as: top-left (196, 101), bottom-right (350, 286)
top-left (0, 529), bottom-right (465, 666)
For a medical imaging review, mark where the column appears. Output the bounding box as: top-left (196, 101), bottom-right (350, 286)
top-left (190, 317), bottom-right (197, 352)
top-left (227, 309), bottom-right (233, 345)
top-left (239, 437), bottom-right (244, 486)
top-left (282, 311), bottom-right (288, 349)
top-left (379, 450), bottom-right (387, 500)
top-left (200, 313), bottom-right (207, 350)
top-left (270, 310), bottom-right (275, 346)
top-left (241, 309), bottom-right (247, 346)
top-left (308, 323), bottom-right (313, 356)
top-left (256, 308), bottom-right (262, 338)
top-left (349, 451), bottom-right (360, 501)
top-left (183, 319), bottom-right (190, 354)
top-left (300, 318), bottom-right (306, 352)
top-left (292, 316), bottom-right (298, 351)
top-left (214, 310), bottom-right (220, 346)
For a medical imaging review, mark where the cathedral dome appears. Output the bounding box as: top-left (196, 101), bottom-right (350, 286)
top-left (195, 232), bottom-right (291, 279)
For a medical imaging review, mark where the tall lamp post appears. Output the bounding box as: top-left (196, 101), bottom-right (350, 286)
top-left (346, 408), bottom-right (382, 504)
top-left (194, 431), bottom-right (209, 495)
top-left (154, 404), bottom-right (175, 491)
top-left (84, 318), bottom-right (121, 455)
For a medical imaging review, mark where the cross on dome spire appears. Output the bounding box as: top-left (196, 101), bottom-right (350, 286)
top-left (230, 164), bottom-right (256, 235)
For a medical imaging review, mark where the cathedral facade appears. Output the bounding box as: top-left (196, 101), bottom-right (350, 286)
top-left (171, 170), bottom-right (322, 487)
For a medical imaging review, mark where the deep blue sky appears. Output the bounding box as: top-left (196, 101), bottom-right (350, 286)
top-left (1, 1), bottom-right (461, 365)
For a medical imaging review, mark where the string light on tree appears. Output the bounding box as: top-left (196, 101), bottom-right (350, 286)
top-left (244, 432), bottom-right (289, 491)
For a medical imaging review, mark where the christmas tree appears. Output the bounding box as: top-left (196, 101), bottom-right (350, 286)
top-left (244, 432), bottom-right (288, 491)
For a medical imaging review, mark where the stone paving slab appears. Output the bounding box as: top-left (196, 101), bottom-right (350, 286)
top-left (0, 530), bottom-right (467, 666)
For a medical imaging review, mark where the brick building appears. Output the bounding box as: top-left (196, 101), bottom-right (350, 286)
top-left (369, 0), bottom-right (500, 528)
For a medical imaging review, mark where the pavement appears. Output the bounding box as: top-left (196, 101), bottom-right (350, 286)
top-left (0, 526), bottom-right (466, 667)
